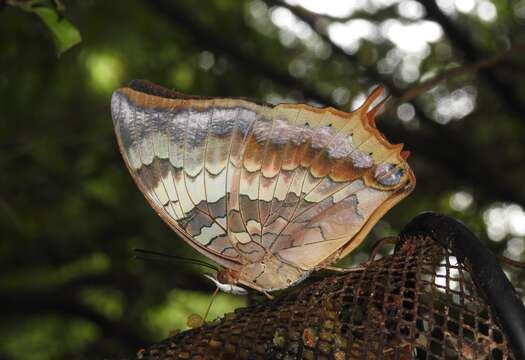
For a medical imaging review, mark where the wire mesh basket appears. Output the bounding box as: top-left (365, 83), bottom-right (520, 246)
top-left (136, 213), bottom-right (525, 359)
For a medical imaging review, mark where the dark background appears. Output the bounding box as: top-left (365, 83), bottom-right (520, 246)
top-left (1, 0), bottom-right (525, 358)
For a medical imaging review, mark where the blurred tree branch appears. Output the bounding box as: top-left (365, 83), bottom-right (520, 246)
top-left (415, 0), bottom-right (525, 120)
top-left (392, 46), bottom-right (518, 106)
top-left (281, 0), bottom-right (525, 119)
top-left (265, 1), bottom-right (398, 32)
top-left (263, 0), bottom-right (393, 87)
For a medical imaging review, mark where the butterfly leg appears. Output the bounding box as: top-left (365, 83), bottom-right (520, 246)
top-left (238, 279), bottom-right (274, 300)
top-left (321, 236), bottom-right (400, 273)
top-left (321, 265), bottom-right (366, 273)
top-left (368, 236), bottom-right (398, 262)
top-left (203, 287), bottom-right (220, 322)
top-left (186, 287), bottom-right (221, 329)
top-left (262, 291), bottom-right (274, 300)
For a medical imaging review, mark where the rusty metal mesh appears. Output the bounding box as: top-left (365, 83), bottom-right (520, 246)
top-left (136, 234), bottom-right (517, 359)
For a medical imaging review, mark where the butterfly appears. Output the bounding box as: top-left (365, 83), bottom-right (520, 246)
top-left (111, 80), bottom-right (415, 297)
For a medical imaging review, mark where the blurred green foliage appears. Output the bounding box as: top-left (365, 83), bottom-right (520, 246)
top-left (1, 0), bottom-right (524, 358)
top-left (6, 0), bottom-right (81, 56)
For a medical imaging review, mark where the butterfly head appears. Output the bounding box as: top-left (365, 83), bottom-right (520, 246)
top-left (216, 268), bottom-right (240, 284)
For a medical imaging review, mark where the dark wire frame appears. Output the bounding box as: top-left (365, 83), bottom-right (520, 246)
top-left (399, 212), bottom-right (525, 359)
top-left (135, 212), bottom-right (525, 360)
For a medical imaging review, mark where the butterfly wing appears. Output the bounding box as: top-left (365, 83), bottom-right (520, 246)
top-left (112, 81), bottom-right (415, 277)
top-left (227, 88), bottom-right (415, 270)
top-left (110, 80), bottom-right (268, 269)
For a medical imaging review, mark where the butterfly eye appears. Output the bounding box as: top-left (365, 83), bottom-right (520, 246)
top-left (374, 163), bottom-right (405, 187)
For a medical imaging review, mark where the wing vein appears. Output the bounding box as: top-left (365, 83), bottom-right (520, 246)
top-left (202, 102), bottom-right (225, 232)
top-left (224, 107), bottom-right (241, 235)
top-left (234, 118), bottom-right (260, 256)
top-left (257, 114), bottom-right (278, 245)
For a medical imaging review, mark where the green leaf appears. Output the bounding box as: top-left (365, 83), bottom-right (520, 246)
top-left (31, 4), bottom-right (81, 56)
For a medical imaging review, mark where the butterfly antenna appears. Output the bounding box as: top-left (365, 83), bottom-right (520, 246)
top-left (133, 248), bottom-right (219, 272)
top-left (134, 253), bottom-right (219, 272)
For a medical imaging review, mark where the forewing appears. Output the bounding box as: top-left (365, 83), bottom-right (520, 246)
top-left (111, 81), bottom-right (266, 268)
